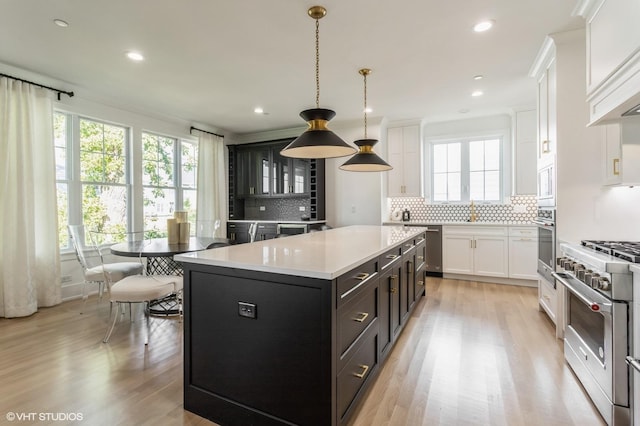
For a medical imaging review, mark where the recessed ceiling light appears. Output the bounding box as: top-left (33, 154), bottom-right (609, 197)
top-left (126, 51), bottom-right (144, 61)
top-left (254, 107), bottom-right (264, 114)
top-left (473, 75), bottom-right (484, 80)
top-left (53, 19), bottom-right (69, 28)
top-left (473, 20), bottom-right (494, 32)
top-left (364, 107), bottom-right (373, 114)
top-left (471, 90), bottom-right (484, 97)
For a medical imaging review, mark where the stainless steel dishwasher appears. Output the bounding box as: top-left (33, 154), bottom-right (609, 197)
top-left (424, 225), bottom-right (442, 276)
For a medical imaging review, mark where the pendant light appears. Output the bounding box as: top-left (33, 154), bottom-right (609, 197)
top-left (280, 6), bottom-right (357, 159)
top-left (340, 69), bottom-right (393, 172)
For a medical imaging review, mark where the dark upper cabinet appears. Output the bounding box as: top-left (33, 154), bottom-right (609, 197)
top-left (234, 140), bottom-right (310, 198)
top-left (272, 149), bottom-right (309, 195)
top-left (228, 139), bottom-right (325, 221)
top-left (237, 146), bottom-right (270, 197)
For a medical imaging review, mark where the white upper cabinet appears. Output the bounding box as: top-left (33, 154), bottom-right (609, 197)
top-left (514, 110), bottom-right (537, 195)
top-left (387, 125), bottom-right (422, 197)
top-left (576, 0), bottom-right (640, 123)
top-left (602, 117), bottom-right (640, 185)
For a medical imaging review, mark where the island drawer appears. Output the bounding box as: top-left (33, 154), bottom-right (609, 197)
top-left (337, 326), bottom-right (378, 422)
top-left (337, 258), bottom-right (378, 307)
top-left (379, 246), bottom-right (402, 271)
top-left (338, 282), bottom-right (378, 357)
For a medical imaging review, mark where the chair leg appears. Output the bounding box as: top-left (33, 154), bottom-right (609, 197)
top-left (144, 302), bottom-right (150, 346)
top-left (80, 281), bottom-right (89, 315)
top-left (103, 302), bottom-right (120, 343)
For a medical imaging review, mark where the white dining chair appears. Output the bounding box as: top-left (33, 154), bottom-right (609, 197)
top-left (68, 225), bottom-right (143, 314)
top-left (95, 231), bottom-right (183, 345)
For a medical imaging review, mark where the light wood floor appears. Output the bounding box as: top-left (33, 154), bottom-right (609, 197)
top-left (0, 278), bottom-right (605, 426)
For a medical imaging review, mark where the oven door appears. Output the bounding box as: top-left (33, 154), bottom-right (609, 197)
top-left (553, 272), bottom-right (629, 423)
top-left (533, 220), bottom-right (555, 284)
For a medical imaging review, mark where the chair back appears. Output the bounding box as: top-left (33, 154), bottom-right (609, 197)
top-left (196, 220), bottom-right (221, 238)
top-left (68, 224), bottom-right (102, 272)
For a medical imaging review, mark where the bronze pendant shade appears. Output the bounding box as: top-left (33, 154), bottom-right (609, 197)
top-left (281, 108), bottom-right (356, 159)
top-left (339, 139), bottom-right (392, 172)
top-left (339, 68), bottom-right (392, 172)
top-left (280, 6), bottom-right (356, 159)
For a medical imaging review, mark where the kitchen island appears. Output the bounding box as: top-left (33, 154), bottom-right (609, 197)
top-left (176, 225), bottom-right (428, 426)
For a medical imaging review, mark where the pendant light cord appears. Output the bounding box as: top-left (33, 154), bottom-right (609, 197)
top-left (315, 18), bottom-right (320, 109)
top-left (363, 71), bottom-right (368, 139)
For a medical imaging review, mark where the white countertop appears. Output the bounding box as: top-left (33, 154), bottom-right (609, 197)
top-left (175, 225), bottom-right (426, 280)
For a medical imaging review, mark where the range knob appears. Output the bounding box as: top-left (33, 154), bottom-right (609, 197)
top-left (573, 263), bottom-right (585, 273)
top-left (582, 269), bottom-right (593, 284)
top-left (556, 257), bottom-right (566, 266)
top-left (596, 277), bottom-right (611, 291)
top-left (563, 260), bottom-right (575, 270)
top-left (589, 273), bottom-right (601, 288)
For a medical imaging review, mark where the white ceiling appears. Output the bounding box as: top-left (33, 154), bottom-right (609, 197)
top-left (0, 0), bottom-right (584, 135)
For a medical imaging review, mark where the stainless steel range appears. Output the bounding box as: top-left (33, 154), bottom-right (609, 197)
top-left (554, 240), bottom-right (634, 426)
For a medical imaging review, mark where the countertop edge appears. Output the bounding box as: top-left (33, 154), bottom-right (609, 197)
top-left (176, 225), bottom-right (427, 279)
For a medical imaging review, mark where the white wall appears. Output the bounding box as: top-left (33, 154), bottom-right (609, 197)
top-left (326, 119), bottom-right (385, 227)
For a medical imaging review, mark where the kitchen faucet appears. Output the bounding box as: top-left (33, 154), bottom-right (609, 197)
top-left (470, 201), bottom-right (478, 222)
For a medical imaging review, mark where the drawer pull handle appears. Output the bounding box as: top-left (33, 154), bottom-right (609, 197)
top-left (390, 287), bottom-right (397, 293)
top-left (353, 312), bottom-right (369, 323)
top-left (417, 256), bottom-right (424, 261)
top-left (417, 281), bottom-right (424, 286)
top-left (613, 158), bottom-right (620, 176)
top-left (353, 364), bottom-right (369, 379)
top-left (386, 254), bottom-right (399, 260)
top-left (355, 272), bottom-right (370, 281)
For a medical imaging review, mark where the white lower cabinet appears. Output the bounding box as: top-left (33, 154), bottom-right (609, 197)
top-left (443, 226), bottom-right (509, 278)
top-left (508, 226), bottom-right (538, 280)
top-left (538, 274), bottom-right (556, 324)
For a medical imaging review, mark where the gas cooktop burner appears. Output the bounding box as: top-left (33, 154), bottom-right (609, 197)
top-left (581, 240), bottom-right (640, 263)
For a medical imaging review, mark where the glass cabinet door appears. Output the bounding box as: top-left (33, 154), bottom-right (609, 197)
top-left (271, 149), bottom-right (290, 195)
top-left (291, 158), bottom-right (308, 194)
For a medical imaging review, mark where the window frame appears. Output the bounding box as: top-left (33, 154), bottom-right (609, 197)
top-left (425, 129), bottom-right (509, 204)
top-left (54, 109), bottom-right (199, 253)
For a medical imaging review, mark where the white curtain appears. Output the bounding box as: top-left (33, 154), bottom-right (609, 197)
top-left (195, 131), bottom-right (226, 237)
top-left (0, 77), bottom-right (62, 318)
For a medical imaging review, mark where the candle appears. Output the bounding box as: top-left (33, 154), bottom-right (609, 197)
top-left (167, 218), bottom-right (179, 244)
top-left (174, 211), bottom-right (188, 223)
top-left (179, 222), bottom-right (190, 244)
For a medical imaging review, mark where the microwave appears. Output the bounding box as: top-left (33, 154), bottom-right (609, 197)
top-left (537, 161), bottom-right (555, 207)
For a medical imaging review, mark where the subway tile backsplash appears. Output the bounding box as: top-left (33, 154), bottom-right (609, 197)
top-left (389, 195), bottom-right (536, 224)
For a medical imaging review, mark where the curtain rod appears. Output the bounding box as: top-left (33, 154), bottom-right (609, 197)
top-left (0, 72), bottom-right (74, 101)
top-left (190, 126), bottom-right (224, 138)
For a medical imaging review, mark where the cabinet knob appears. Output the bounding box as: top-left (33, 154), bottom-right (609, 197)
top-left (417, 280), bottom-right (424, 286)
top-left (390, 287), bottom-right (397, 293)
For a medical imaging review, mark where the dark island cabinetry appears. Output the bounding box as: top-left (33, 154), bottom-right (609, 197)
top-left (182, 228), bottom-right (427, 426)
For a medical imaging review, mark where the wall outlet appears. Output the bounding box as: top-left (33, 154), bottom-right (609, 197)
top-left (351, 205), bottom-right (356, 213)
top-left (259, 206), bottom-right (266, 211)
top-left (299, 206), bottom-right (306, 211)
top-left (238, 302), bottom-right (257, 319)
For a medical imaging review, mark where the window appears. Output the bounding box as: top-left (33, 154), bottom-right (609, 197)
top-left (431, 137), bottom-right (502, 202)
top-left (53, 113), bottom-right (198, 250)
top-left (142, 132), bottom-right (198, 235)
top-left (80, 118), bottom-right (129, 234)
